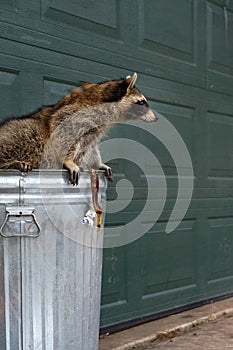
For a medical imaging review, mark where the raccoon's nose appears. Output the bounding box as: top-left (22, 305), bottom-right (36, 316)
top-left (152, 112), bottom-right (159, 122)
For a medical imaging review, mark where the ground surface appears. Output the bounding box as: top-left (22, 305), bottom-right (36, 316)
top-left (136, 315), bottom-right (233, 350)
top-left (99, 298), bottom-right (233, 350)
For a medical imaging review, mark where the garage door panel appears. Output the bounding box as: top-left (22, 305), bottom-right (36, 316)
top-left (141, 219), bottom-right (197, 297)
top-left (207, 1), bottom-right (233, 95)
top-left (101, 247), bottom-right (128, 307)
top-left (41, 0), bottom-right (119, 38)
top-left (207, 216), bottom-right (233, 294)
top-left (207, 112), bottom-right (233, 178)
top-left (142, 0), bottom-right (194, 60)
top-left (138, 0), bottom-right (207, 87)
top-left (0, 0), bottom-right (18, 12)
top-left (0, 70), bottom-right (19, 120)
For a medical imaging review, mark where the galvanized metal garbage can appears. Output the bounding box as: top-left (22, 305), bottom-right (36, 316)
top-left (0, 170), bottom-right (107, 350)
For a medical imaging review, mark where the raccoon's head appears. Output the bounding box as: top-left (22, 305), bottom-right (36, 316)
top-left (68, 73), bottom-right (157, 123)
top-left (98, 73), bottom-right (158, 123)
top-left (118, 73), bottom-right (158, 123)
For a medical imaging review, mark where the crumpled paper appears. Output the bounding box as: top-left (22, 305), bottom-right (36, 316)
top-left (81, 209), bottom-right (96, 227)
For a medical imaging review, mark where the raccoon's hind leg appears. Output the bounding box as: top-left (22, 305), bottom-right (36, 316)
top-left (91, 169), bottom-right (103, 228)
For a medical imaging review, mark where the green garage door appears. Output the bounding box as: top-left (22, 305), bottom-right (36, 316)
top-left (0, 0), bottom-right (232, 331)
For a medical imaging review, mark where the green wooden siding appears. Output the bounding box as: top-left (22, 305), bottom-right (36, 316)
top-left (0, 0), bottom-right (232, 330)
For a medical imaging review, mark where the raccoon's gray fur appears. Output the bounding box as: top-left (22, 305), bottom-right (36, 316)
top-left (0, 73), bottom-right (157, 184)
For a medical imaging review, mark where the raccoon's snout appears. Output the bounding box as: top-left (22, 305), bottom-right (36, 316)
top-left (135, 105), bottom-right (158, 123)
top-left (141, 109), bottom-right (158, 123)
top-left (135, 101), bottom-right (158, 122)
top-left (124, 103), bottom-right (158, 123)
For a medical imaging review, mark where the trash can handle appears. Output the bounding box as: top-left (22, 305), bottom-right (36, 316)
top-left (0, 206), bottom-right (41, 238)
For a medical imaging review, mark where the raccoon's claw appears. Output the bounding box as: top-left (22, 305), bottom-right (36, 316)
top-left (20, 162), bottom-right (33, 173)
top-left (99, 164), bottom-right (114, 183)
top-left (70, 169), bottom-right (80, 186)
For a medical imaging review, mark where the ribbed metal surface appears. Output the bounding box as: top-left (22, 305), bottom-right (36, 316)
top-left (0, 170), bottom-right (107, 350)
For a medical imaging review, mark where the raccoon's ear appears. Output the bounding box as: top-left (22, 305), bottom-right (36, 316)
top-left (125, 72), bottom-right (137, 93)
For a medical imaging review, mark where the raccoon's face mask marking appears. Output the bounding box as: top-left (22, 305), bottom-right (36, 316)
top-left (135, 99), bottom-right (149, 108)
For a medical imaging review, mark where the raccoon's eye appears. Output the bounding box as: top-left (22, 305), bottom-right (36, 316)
top-left (136, 100), bottom-right (149, 107)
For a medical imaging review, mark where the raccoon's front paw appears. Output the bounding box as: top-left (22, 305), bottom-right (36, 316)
top-left (99, 164), bottom-right (114, 183)
top-left (63, 160), bottom-right (80, 185)
top-left (69, 166), bottom-right (80, 186)
top-left (20, 162), bottom-right (33, 173)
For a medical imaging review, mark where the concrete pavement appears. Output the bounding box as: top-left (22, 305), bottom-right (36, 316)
top-left (99, 297), bottom-right (233, 350)
top-left (135, 315), bottom-right (233, 349)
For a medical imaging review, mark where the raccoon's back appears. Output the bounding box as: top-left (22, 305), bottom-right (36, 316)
top-left (0, 117), bottom-right (49, 169)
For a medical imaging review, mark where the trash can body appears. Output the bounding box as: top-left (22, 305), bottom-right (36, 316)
top-left (0, 170), bottom-right (106, 350)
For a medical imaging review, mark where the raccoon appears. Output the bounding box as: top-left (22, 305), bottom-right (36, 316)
top-left (0, 73), bottom-right (157, 185)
